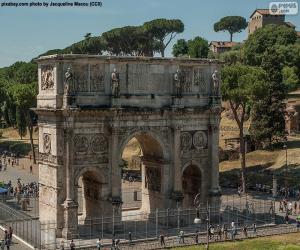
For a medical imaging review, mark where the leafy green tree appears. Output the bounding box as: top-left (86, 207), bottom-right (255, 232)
top-left (172, 39), bottom-right (188, 57)
top-left (250, 48), bottom-right (287, 146)
top-left (214, 16), bottom-right (247, 42)
top-left (219, 49), bottom-right (243, 66)
top-left (282, 66), bottom-right (299, 91)
top-left (243, 25), bottom-right (297, 66)
top-left (172, 37), bottom-right (209, 58)
top-left (143, 18), bottom-right (184, 57)
top-left (187, 36), bottom-right (209, 58)
top-left (221, 64), bottom-right (268, 193)
top-left (10, 83), bottom-right (37, 163)
top-left (16, 107), bottom-right (27, 139)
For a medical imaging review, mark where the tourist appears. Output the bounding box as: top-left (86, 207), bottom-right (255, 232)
top-left (5, 238), bottom-right (10, 250)
top-left (216, 225), bottom-right (222, 240)
top-left (195, 230), bottom-right (199, 244)
top-left (8, 227), bottom-right (12, 242)
top-left (297, 218), bottom-right (300, 232)
top-left (115, 239), bottom-right (120, 250)
top-left (253, 223), bottom-right (257, 236)
top-left (231, 222), bottom-right (236, 241)
top-left (96, 238), bottom-right (102, 250)
top-left (128, 231), bottom-right (132, 245)
top-left (69, 239), bottom-right (75, 250)
top-left (243, 225), bottom-right (248, 238)
top-left (285, 213), bottom-right (289, 224)
top-left (208, 225), bottom-right (214, 240)
top-left (294, 201), bottom-right (297, 215)
top-left (30, 165), bottom-right (33, 174)
top-left (279, 200), bottom-right (283, 213)
top-left (159, 233), bottom-right (165, 247)
top-left (179, 230), bottom-right (184, 243)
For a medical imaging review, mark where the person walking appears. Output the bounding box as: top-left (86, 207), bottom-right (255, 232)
top-left (253, 223), bottom-right (257, 236)
top-left (195, 230), bottom-right (199, 244)
top-left (5, 238), bottom-right (10, 250)
top-left (179, 230), bottom-right (184, 243)
top-left (159, 233), bottom-right (165, 247)
top-left (231, 222), bottom-right (236, 241)
top-left (128, 231), bottom-right (132, 245)
top-left (8, 227), bottom-right (12, 242)
top-left (96, 238), bottom-right (102, 250)
top-left (285, 213), bottom-right (289, 224)
top-left (294, 201), bottom-right (297, 215)
top-left (30, 165), bottom-right (33, 174)
top-left (69, 239), bottom-right (75, 250)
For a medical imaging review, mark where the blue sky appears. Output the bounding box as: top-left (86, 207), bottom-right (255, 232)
top-left (0, 0), bottom-right (299, 67)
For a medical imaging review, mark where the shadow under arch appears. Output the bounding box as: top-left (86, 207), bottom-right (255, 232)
top-left (182, 162), bottom-right (202, 208)
top-left (75, 166), bottom-right (110, 224)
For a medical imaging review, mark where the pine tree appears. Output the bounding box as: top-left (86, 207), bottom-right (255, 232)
top-left (16, 107), bottom-right (27, 139)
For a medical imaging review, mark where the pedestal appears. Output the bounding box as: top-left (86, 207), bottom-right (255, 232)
top-left (62, 199), bottom-right (79, 239)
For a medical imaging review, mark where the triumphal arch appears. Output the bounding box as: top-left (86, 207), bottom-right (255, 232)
top-left (35, 54), bottom-right (222, 238)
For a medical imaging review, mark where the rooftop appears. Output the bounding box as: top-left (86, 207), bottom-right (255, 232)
top-left (250, 9), bottom-right (285, 18)
top-left (209, 41), bottom-right (241, 48)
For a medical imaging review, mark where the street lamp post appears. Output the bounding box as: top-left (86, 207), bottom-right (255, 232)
top-left (194, 194), bottom-right (210, 250)
top-left (283, 144), bottom-right (288, 198)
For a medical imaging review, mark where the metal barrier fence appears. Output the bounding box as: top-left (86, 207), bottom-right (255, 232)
top-left (0, 201), bottom-right (41, 248)
top-left (39, 195), bottom-right (275, 249)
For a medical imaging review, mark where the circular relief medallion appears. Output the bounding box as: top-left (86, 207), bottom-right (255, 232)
top-left (180, 132), bottom-right (192, 150)
top-left (193, 131), bottom-right (207, 149)
top-left (74, 135), bottom-right (89, 153)
top-left (91, 134), bottom-right (108, 153)
top-left (43, 134), bottom-right (51, 154)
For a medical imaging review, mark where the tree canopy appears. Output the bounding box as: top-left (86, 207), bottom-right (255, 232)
top-left (214, 16), bottom-right (247, 42)
top-left (143, 18), bottom-right (184, 57)
top-left (221, 63), bottom-right (268, 192)
top-left (172, 37), bottom-right (209, 58)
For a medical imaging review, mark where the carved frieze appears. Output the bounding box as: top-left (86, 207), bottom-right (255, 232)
top-left (180, 132), bottom-right (193, 150)
top-left (43, 133), bottom-right (51, 154)
top-left (41, 65), bottom-right (54, 90)
top-left (73, 133), bottom-right (109, 165)
top-left (91, 135), bottom-right (108, 153)
top-left (181, 68), bottom-right (192, 93)
top-left (39, 153), bottom-right (63, 165)
top-left (74, 135), bottom-right (89, 153)
top-left (145, 166), bottom-right (161, 192)
top-left (193, 131), bottom-right (208, 149)
top-left (193, 69), bottom-right (206, 93)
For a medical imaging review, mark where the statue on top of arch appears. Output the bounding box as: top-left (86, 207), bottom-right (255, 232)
top-left (111, 68), bottom-right (120, 98)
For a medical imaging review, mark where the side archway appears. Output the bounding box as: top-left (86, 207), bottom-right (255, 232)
top-left (182, 163), bottom-right (202, 208)
top-left (75, 166), bottom-right (110, 222)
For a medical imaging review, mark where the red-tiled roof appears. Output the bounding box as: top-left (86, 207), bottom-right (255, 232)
top-left (209, 41), bottom-right (240, 48)
top-left (250, 9), bottom-right (284, 18)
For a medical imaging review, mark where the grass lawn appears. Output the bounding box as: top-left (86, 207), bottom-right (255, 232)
top-left (173, 233), bottom-right (300, 250)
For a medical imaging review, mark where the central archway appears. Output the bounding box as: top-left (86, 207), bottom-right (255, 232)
top-left (120, 131), bottom-right (167, 213)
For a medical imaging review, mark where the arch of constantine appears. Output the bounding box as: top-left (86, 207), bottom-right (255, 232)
top-left (35, 55), bottom-right (222, 239)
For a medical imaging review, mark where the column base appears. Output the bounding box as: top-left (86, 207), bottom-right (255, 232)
top-left (62, 199), bottom-right (79, 240)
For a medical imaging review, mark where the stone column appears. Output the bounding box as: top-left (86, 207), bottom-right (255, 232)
top-left (209, 114), bottom-right (221, 196)
top-left (171, 126), bottom-right (184, 204)
top-left (62, 128), bottom-right (78, 239)
top-left (111, 127), bottom-right (122, 208)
